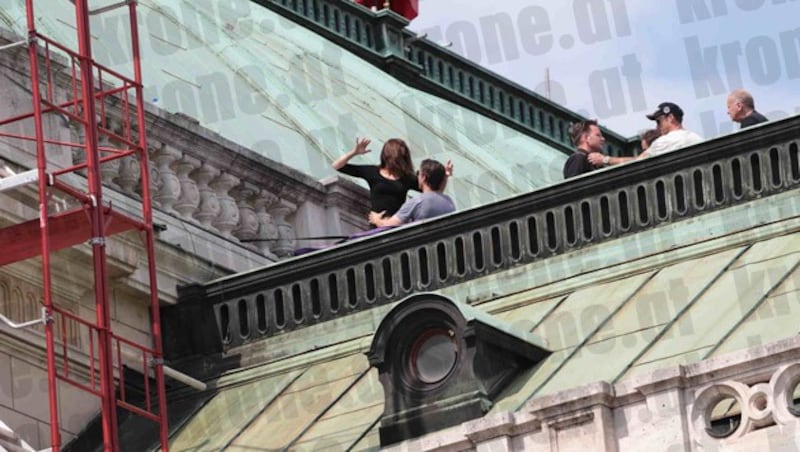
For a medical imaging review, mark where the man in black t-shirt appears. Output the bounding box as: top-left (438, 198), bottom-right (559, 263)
top-left (727, 89), bottom-right (768, 129)
top-left (563, 119), bottom-right (607, 179)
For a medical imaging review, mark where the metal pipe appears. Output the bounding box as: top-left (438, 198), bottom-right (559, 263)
top-left (0, 307), bottom-right (48, 329)
top-left (127, 0), bottom-right (170, 446)
top-left (162, 366), bottom-right (207, 392)
top-left (25, 1), bottom-right (62, 446)
top-left (88, 0), bottom-right (132, 16)
top-left (0, 40), bottom-right (26, 51)
top-left (70, 0), bottom-right (135, 16)
top-left (120, 350), bottom-right (207, 391)
top-left (0, 169), bottom-right (38, 192)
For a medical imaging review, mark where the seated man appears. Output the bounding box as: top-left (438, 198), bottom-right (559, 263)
top-left (369, 159), bottom-right (455, 227)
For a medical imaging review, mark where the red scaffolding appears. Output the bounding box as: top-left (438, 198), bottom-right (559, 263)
top-left (0, 0), bottom-right (168, 450)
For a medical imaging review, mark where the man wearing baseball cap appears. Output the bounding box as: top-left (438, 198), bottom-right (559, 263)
top-left (587, 102), bottom-right (704, 169)
top-left (640, 102), bottom-right (703, 157)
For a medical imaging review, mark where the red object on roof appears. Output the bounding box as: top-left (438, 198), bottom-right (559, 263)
top-left (355, 0), bottom-right (419, 20)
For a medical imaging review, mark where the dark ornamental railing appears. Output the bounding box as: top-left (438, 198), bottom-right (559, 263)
top-left (250, 0), bottom-right (635, 156)
top-left (165, 117), bottom-right (800, 359)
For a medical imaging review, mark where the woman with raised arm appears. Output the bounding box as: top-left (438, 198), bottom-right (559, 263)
top-left (333, 137), bottom-right (419, 226)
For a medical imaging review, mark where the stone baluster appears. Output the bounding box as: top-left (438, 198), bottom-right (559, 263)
top-left (232, 183), bottom-right (259, 245)
top-left (151, 144), bottom-right (181, 213)
top-left (174, 154), bottom-right (201, 221)
top-left (270, 201), bottom-right (297, 258)
top-left (193, 163), bottom-right (220, 228)
top-left (253, 191), bottom-right (279, 259)
top-left (211, 172), bottom-right (240, 238)
top-left (147, 161), bottom-right (161, 201)
top-left (115, 153), bottom-right (140, 195)
top-left (68, 121), bottom-right (86, 173)
top-left (98, 132), bottom-right (120, 188)
top-left (146, 140), bottom-right (160, 196)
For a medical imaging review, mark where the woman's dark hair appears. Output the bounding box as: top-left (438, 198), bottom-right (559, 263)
top-left (380, 138), bottom-right (415, 179)
top-left (640, 128), bottom-right (661, 149)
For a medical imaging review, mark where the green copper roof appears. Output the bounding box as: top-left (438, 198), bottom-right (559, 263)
top-left (162, 188), bottom-right (800, 450)
top-left (0, 0), bottom-right (567, 209)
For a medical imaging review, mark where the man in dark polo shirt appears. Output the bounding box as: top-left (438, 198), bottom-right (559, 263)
top-left (563, 119), bottom-right (607, 179)
top-left (727, 89), bottom-right (768, 129)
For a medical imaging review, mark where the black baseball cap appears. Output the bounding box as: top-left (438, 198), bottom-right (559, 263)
top-left (646, 102), bottom-right (684, 122)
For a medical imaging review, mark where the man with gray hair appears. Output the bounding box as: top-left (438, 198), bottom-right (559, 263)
top-left (727, 89), bottom-right (768, 129)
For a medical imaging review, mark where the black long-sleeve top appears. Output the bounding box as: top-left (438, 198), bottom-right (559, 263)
top-left (338, 164), bottom-right (420, 216)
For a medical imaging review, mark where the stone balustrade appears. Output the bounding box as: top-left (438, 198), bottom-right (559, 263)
top-left (139, 143), bottom-right (303, 258)
top-left (60, 109), bottom-right (370, 262)
top-left (2, 25), bottom-right (371, 284)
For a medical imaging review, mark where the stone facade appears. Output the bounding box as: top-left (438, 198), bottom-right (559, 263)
top-left (385, 337), bottom-right (800, 452)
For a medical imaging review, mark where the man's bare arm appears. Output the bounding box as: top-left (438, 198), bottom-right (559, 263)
top-left (586, 152), bottom-right (636, 167)
top-left (368, 210), bottom-right (403, 228)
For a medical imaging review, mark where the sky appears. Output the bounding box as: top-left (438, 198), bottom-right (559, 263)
top-left (408, 0), bottom-right (800, 139)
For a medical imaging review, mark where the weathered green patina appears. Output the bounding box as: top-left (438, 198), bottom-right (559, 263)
top-left (158, 188), bottom-right (800, 451)
top-left (0, 0), bottom-right (586, 209)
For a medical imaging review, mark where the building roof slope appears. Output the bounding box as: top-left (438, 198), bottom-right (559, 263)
top-left (0, 0), bottom-right (567, 209)
top-left (164, 189), bottom-right (800, 450)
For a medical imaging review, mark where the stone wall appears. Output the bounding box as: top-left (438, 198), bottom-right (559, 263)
top-left (385, 336), bottom-right (800, 452)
